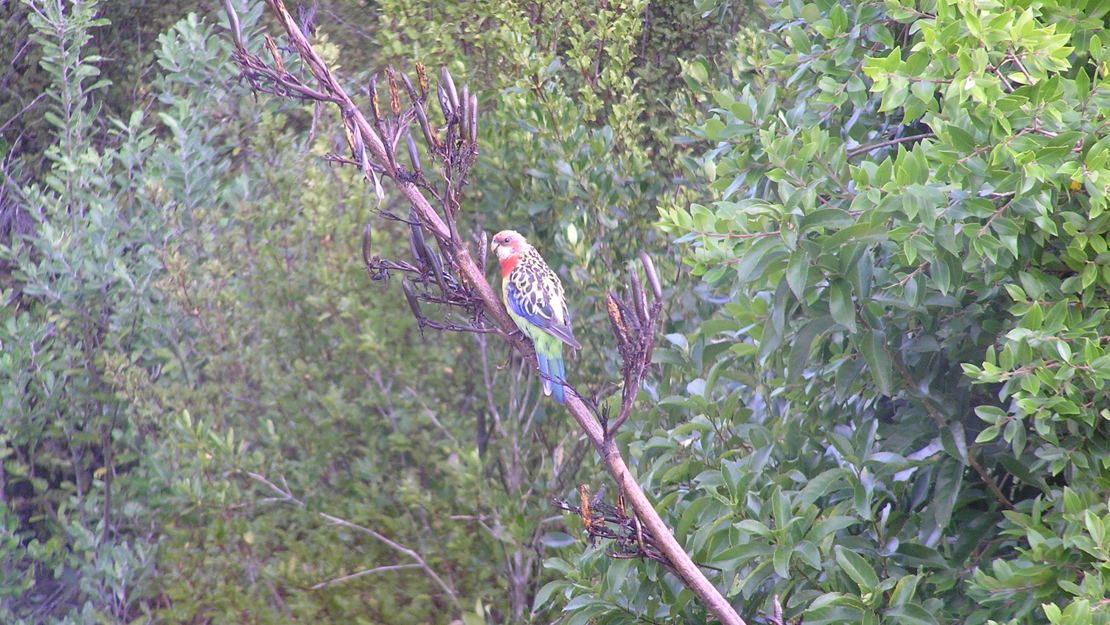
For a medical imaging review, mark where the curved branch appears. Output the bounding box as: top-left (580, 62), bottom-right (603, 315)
top-left (257, 0), bottom-right (522, 346)
top-left (230, 4), bottom-right (746, 624)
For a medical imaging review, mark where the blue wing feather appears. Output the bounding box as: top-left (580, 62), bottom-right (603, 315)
top-left (505, 280), bottom-right (581, 349)
top-left (504, 280), bottom-right (544, 326)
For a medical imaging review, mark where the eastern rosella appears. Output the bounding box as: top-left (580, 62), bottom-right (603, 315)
top-left (492, 230), bottom-right (581, 404)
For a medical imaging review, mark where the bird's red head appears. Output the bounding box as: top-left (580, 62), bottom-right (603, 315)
top-left (492, 230), bottom-right (530, 276)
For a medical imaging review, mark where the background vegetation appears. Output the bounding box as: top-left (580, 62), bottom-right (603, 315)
top-left (2, 1), bottom-right (1110, 624)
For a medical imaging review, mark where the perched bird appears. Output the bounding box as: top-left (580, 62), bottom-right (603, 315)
top-left (492, 230), bottom-right (581, 403)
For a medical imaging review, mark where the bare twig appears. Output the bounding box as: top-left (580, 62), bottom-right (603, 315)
top-left (847, 132), bottom-right (935, 158)
top-left (0, 93), bottom-right (46, 135)
top-left (243, 471), bottom-right (460, 603)
top-left (311, 563), bottom-right (423, 590)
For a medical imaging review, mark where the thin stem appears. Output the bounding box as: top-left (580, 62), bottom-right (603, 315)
top-left (311, 563), bottom-right (424, 590)
top-left (847, 132), bottom-right (935, 158)
top-left (244, 471), bottom-right (461, 604)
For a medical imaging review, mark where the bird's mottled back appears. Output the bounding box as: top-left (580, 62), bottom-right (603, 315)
top-left (509, 247), bottom-right (569, 327)
top-left (491, 230), bottom-right (581, 403)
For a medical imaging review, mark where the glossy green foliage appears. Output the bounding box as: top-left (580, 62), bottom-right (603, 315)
top-left (653, 0), bottom-right (1110, 624)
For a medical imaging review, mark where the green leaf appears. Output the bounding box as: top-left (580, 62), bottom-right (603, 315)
top-left (947, 126), bottom-right (976, 152)
top-left (931, 254), bottom-right (951, 295)
top-left (829, 281), bottom-right (857, 332)
top-left (974, 405), bottom-right (1007, 423)
top-left (786, 252), bottom-right (810, 299)
top-left (1063, 487), bottom-right (1083, 515)
top-left (788, 316), bottom-right (836, 383)
top-left (795, 467), bottom-right (848, 509)
top-left (886, 603), bottom-right (940, 625)
top-left (733, 236), bottom-right (787, 285)
top-left (773, 544), bottom-right (792, 578)
top-left (889, 574), bottom-right (920, 608)
top-left (735, 519), bottom-right (772, 538)
top-left (820, 223), bottom-right (888, 252)
top-left (808, 516), bottom-right (860, 543)
top-left (858, 329), bottom-right (894, 396)
top-left (835, 545), bottom-right (880, 590)
top-left (603, 558), bottom-right (633, 594)
top-left (940, 421), bottom-right (968, 464)
top-left (974, 425), bottom-right (1000, 444)
top-left (532, 581), bottom-right (568, 612)
top-left (540, 532), bottom-right (576, 548)
top-left (933, 458), bottom-right (963, 529)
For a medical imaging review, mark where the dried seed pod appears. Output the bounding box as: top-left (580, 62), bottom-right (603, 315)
top-left (400, 71), bottom-right (418, 103)
top-left (422, 242), bottom-right (449, 299)
top-left (414, 101), bottom-right (437, 149)
top-left (368, 73), bottom-right (381, 122)
top-left (408, 227), bottom-right (422, 266)
top-left (458, 84), bottom-right (470, 137)
top-left (607, 293), bottom-right (630, 349)
top-left (416, 63), bottom-right (429, 100)
top-left (476, 230), bottom-right (488, 274)
top-left (409, 211), bottom-right (431, 266)
top-left (640, 251), bottom-right (662, 301)
top-left (352, 126), bottom-right (384, 203)
top-left (629, 267), bottom-right (647, 326)
top-left (367, 166), bottom-right (384, 204)
top-left (441, 67), bottom-right (460, 110)
top-left (349, 119), bottom-right (365, 159)
top-left (468, 92), bottom-right (478, 143)
top-left (578, 485), bottom-right (592, 530)
top-left (361, 222), bottom-right (373, 266)
top-left (427, 248), bottom-right (444, 281)
top-left (264, 35), bottom-right (284, 72)
top-left (401, 278), bottom-right (422, 319)
top-left (386, 67), bottom-right (401, 116)
top-left (405, 133), bottom-right (421, 174)
top-left (341, 117), bottom-right (357, 155)
top-left (437, 85), bottom-right (452, 118)
top-left (224, 0), bottom-right (243, 49)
